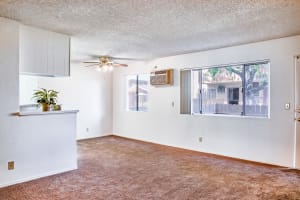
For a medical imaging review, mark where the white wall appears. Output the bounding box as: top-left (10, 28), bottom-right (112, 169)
top-left (0, 17), bottom-right (77, 188)
top-left (19, 75), bottom-right (38, 105)
top-left (37, 63), bottom-right (113, 139)
top-left (0, 113), bottom-right (78, 187)
top-left (113, 35), bottom-right (300, 167)
top-left (0, 17), bottom-right (21, 186)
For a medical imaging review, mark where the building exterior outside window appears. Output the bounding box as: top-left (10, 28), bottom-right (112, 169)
top-left (191, 62), bottom-right (269, 117)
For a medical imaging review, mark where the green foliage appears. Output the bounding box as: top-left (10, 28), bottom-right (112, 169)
top-left (32, 88), bottom-right (59, 105)
top-left (208, 68), bottom-right (218, 77)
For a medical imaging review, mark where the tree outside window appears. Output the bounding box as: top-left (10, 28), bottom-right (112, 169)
top-left (191, 62), bottom-right (269, 117)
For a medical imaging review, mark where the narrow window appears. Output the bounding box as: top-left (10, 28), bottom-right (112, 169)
top-left (126, 74), bottom-right (149, 111)
top-left (244, 63), bottom-right (269, 117)
top-left (137, 74), bottom-right (149, 111)
top-left (191, 70), bottom-right (200, 114)
top-left (126, 75), bottom-right (138, 111)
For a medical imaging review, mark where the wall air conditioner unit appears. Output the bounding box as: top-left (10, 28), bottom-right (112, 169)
top-left (150, 69), bottom-right (174, 86)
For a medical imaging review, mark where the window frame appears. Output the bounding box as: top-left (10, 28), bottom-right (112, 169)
top-left (190, 60), bottom-right (270, 118)
top-left (125, 73), bottom-right (149, 112)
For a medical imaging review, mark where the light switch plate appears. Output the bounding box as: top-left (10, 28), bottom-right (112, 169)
top-left (285, 103), bottom-right (290, 110)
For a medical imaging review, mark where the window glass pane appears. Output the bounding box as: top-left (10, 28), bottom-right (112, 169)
top-left (245, 63), bottom-right (269, 117)
top-left (202, 66), bottom-right (243, 115)
top-left (191, 70), bottom-right (201, 114)
top-left (137, 74), bottom-right (149, 111)
top-left (126, 75), bottom-right (137, 111)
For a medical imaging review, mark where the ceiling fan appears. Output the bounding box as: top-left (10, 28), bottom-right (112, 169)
top-left (83, 56), bottom-right (128, 72)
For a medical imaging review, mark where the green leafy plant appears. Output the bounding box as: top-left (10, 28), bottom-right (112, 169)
top-left (32, 88), bottom-right (59, 105)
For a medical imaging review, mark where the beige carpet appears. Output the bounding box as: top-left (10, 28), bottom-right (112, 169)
top-left (0, 136), bottom-right (300, 200)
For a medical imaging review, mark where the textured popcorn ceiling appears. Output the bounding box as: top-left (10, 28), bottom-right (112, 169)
top-left (0, 0), bottom-right (300, 60)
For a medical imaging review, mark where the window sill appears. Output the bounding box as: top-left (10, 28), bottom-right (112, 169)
top-left (191, 113), bottom-right (270, 119)
top-left (126, 110), bottom-right (148, 113)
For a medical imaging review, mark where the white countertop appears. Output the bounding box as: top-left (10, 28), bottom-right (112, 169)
top-left (16, 110), bottom-right (79, 116)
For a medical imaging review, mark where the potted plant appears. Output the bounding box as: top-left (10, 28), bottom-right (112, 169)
top-left (32, 88), bottom-right (59, 112)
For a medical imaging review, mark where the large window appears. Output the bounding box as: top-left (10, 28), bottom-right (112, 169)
top-left (191, 62), bottom-right (269, 117)
top-left (126, 74), bottom-right (149, 111)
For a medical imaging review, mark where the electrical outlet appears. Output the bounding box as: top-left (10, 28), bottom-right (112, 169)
top-left (198, 137), bottom-right (203, 143)
top-left (8, 161), bottom-right (14, 170)
top-left (86, 128), bottom-right (89, 132)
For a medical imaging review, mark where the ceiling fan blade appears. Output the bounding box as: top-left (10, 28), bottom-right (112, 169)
top-left (90, 55), bottom-right (142, 60)
top-left (113, 63), bottom-right (128, 67)
top-left (84, 64), bottom-right (99, 67)
top-left (83, 61), bottom-right (99, 64)
top-left (109, 56), bottom-right (143, 61)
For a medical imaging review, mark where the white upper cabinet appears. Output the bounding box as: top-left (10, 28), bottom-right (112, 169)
top-left (20, 25), bottom-right (70, 76)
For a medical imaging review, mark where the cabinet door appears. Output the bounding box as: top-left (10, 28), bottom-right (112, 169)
top-left (20, 25), bottom-right (48, 75)
top-left (62, 35), bottom-right (70, 76)
top-left (50, 33), bottom-right (70, 76)
top-left (47, 32), bottom-right (55, 75)
top-left (19, 25), bottom-right (33, 73)
top-left (20, 25), bottom-right (70, 77)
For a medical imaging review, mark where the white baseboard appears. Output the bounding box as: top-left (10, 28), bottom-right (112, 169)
top-left (76, 133), bottom-right (113, 141)
top-left (0, 166), bottom-right (77, 188)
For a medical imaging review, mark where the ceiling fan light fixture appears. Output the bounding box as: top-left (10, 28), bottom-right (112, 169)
top-left (84, 56), bottom-right (128, 72)
top-left (102, 64), bottom-right (109, 72)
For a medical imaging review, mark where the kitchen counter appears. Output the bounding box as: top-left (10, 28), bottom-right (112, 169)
top-left (17, 110), bottom-right (79, 116)
top-left (7, 108), bottom-right (79, 186)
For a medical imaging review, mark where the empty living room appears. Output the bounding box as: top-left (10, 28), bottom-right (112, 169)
top-left (1, 1), bottom-right (300, 199)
